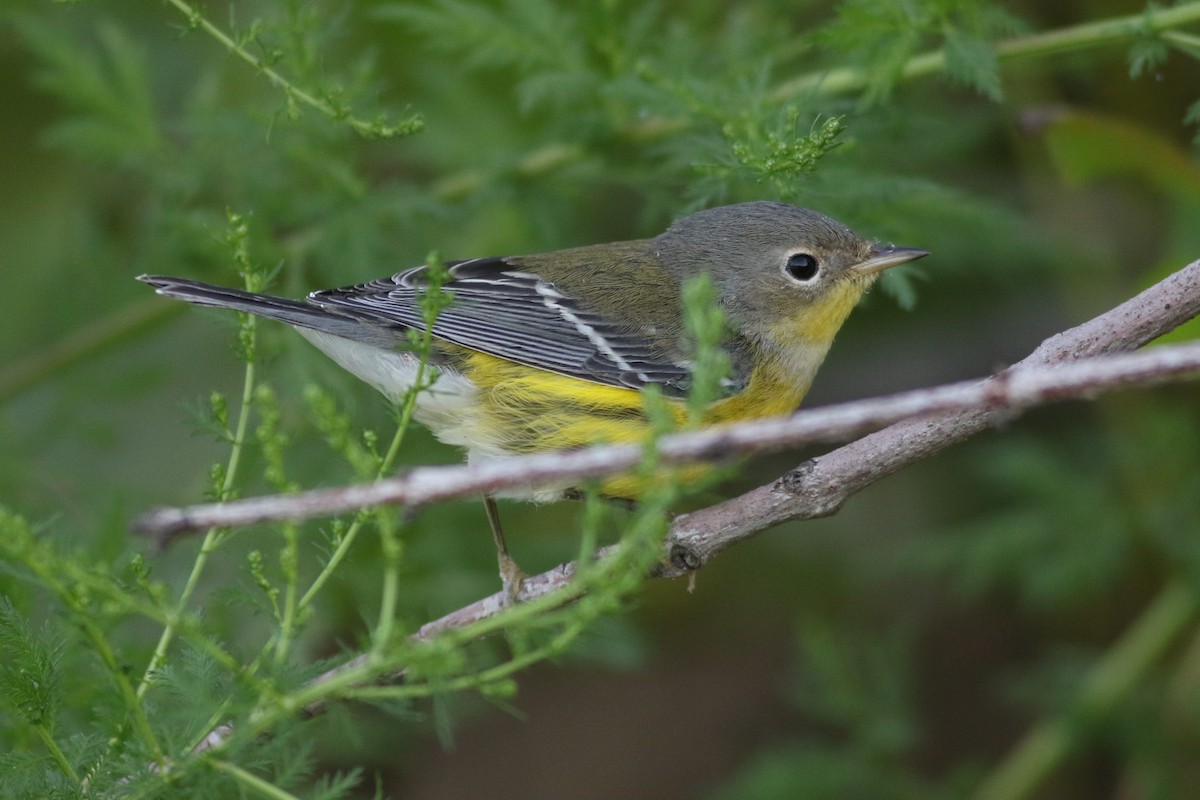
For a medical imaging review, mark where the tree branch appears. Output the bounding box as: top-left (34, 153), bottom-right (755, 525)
top-left (151, 259), bottom-right (1200, 773)
top-left (662, 259), bottom-right (1200, 576)
top-left (323, 257), bottom-right (1200, 695)
top-left (137, 258), bottom-right (1200, 541)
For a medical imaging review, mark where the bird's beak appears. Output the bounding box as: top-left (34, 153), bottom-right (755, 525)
top-left (852, 246), bottom-right (929, 276)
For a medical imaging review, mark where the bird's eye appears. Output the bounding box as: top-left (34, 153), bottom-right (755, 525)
top-left (784, 253), bottom-right (820, 282)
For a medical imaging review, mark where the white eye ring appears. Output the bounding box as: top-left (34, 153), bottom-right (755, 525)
top-left (783, 253), bottom-right (820, 282)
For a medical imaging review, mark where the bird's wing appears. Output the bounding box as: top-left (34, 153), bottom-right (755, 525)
top-left (309, 258), bottom-right (694, 395)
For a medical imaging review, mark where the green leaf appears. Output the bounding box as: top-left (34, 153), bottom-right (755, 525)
top-left (0, 596), bottom-right (62, 727)
top-left (942, 24), bottom-right (1002, 100)
top-left (15, 17), bottom-right (162, 161)
top-left (1128, 35), bottom-right (1169, 79)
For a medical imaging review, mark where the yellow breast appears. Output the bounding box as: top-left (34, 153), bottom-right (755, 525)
top-left (424, 279), bottom-right (868, 499)
top-left (436, 348), bottom-right (816, 499)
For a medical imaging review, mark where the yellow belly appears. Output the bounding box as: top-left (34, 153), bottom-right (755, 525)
top-left (440, 348), bottom-right (818, 499)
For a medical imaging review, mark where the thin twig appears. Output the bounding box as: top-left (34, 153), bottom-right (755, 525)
top-left (163, 0), bottom-right (422, 138)
top-left (773, 2), bottom-right (1200, 99)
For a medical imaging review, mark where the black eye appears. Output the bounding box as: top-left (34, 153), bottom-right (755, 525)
top-left (784, 253), bottom-right (820, 282)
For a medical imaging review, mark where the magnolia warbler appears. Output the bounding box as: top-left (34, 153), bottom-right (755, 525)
top-left (141, 201), bottom-right (926, 592)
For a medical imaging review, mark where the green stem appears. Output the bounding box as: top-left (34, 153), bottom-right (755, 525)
top-left (973, 580), bottom-right (1198, 800)
top-left (209, 759), bottom-right (303, 800)
top-left (349, 621), bottom-right (584, 702)
top-left (272, 524), bottom-right (301, 665)
top-left (281, 577), bottom-right (590, 715)
top-left (8, 524), bottom-right (247, 681)
top-left (26, 560), bottom-right (165, 761)
top-left (137, 345), bottom-right (258, 699)
top-left (373, 527), bottom-right (402, 653)
top-left (35, 724), bottom-right (80, 784)
top-left (1162, 29), bottom-right (1200, 57)
top-left (165, 510), bottom-right (663, 778)
top-left (298, 306), bottom-right (435, 614)
top-left (773, 2), bottom-right (1200, 100)
top-left (163, 0), bottom-right (420, 138)
top-left (370, 350), bottom-right (436, 648)
top-left (295, 425), bottom-right (406, 611)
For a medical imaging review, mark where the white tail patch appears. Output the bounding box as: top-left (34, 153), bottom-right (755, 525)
top-left (297, 328), bottom-right (475, 413)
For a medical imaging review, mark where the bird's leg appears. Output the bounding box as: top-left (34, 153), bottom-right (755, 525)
top-left (483, 495), bottom-right (525, 604)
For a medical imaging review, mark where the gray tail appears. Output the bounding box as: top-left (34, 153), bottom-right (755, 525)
top-left (138, 275), bottom-right (373, 341)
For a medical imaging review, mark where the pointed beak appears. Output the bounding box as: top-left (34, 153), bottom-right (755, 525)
top-left (852, 246), bottom-right (929, 276)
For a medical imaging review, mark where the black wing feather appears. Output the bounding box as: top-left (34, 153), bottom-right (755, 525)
top-left (309, 258), bottom-right (692, 395)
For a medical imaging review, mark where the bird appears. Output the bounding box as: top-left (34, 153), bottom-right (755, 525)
top-left (140, 201), bottom-right (927, 596)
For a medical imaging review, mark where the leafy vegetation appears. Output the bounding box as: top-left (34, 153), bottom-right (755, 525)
top-left (2, 0), bottom-right (1200, 797)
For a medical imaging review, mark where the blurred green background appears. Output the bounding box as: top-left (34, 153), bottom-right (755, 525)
top-left (3, 0), bottom-right (1200, 798)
